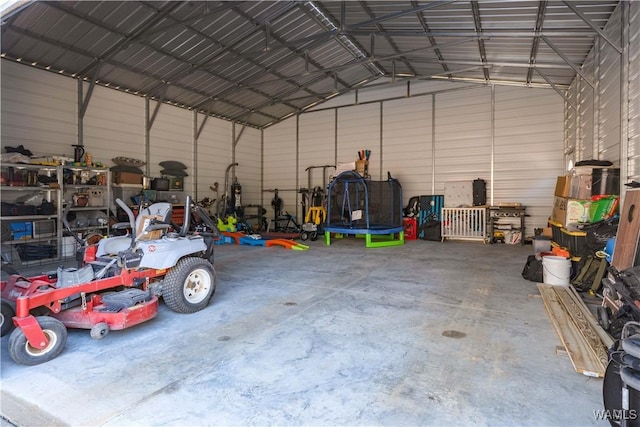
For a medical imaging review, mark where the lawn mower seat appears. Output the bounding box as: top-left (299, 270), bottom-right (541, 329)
top-left (97, 203), bottom-right (173, 256)
top-left (136, 202), bottom-right (172, 239)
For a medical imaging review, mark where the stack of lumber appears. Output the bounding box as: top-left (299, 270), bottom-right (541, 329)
top-left (537, 283), bottom-right (614, 377)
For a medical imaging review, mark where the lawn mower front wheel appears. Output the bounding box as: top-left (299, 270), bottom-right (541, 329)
top-left (8, 316), bottom-right (68, 366)
top-left (1, 300), bottom-right (16, 336)
top-left (163, 257), bottom-right (216, 314)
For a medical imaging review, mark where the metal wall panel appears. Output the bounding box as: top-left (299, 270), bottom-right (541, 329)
top-left (598, 4), bottom-right (622, 165)
top-left (494, 86), bottom-right (565, 232)
top-left (298, 110), bottom-right (336, 203)
top-left (0, 60), bottom-right (76, 158)
top-left (337, 103), bottom-right (381, 179)
top-left (83, 84), bottom-right (145, 166)
top-left (233, 126), bottom-right (262, 220)
top-left (382, 96), bottom-right (433, 202)
top-left (578, 56), bottom-right (595, 161)
top-left (195, 114), bottom-right (232, 209)
top-left (149, 106), bottom-right (196, 194)
top-left (565, 80), bottom-right (578, 165)
top-left (433, 87), bottom-right (492, 194)
top-left (629, 1), bottom-right (640, 183)
top-left (263, 118), bottom-right (298, 221)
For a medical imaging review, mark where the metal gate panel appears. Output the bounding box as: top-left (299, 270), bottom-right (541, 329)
top-left (382, 96), bottom-right (433, 206)
top-left (441, 207), bottom-right (487, 243)
top-left (0, 61), bottom-right (76, 157)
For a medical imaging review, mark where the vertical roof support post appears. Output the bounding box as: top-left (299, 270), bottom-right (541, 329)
top-left (490, 84), bottom-right (495, 207)
top-left (619, 1), bottom-right (629, 200)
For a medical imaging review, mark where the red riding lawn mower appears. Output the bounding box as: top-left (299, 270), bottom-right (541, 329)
top-left (1, 196), bottom-right (220, 366)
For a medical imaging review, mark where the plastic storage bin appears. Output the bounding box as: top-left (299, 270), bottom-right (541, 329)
top-left (403, 217), bottom-right (417, 240)
top-left (560, 227), bottom-right (587, 257)
top-left (548, 218), bottom-right (563, 247)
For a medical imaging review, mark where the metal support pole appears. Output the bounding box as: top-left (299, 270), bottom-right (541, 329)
top-left (144, 97), bottom-right (151, 176)
top-left (379, 102), bottom-right (383, 181)
top-left (620, 1), bottom-right (629, 200)
top-left (594, 36), bottom-right (601, 160)
top-left (431, 94), bottom-right (436, 195)
top-left (490, 85), bottom-right (495, 206)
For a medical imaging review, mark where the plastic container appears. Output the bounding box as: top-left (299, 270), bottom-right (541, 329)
top-left (548, 218), bottom-right (563, 247)
top-left (589, 195), bottom-right (619, 222)
top-left (605, 237), bottom-right (616, 263)
top-left (542, 255), bottom-right (571, 286)
top-left (560, 227), bottom-right (587, 257)
top-left (533, 236), bottom-right (551, 254)
top-left (591, 168), bottom-right (620, 196)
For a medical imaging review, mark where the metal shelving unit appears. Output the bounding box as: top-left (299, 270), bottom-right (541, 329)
top-left (0, 163), bottom-right (63, 267)
top-left (62, 167), bottom-right (111, 246)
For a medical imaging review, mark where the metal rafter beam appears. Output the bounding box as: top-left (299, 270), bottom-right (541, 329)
top-left (535, 67), bottom-right (576, 110)
top-left (43, 1), bottom-right (182, 77)
top-left (471, 1), bottom-right (490, 82)
top-left (228, 37), bottom-right (480, 91)
top-left (411, 0), bottom-right (449, 74)
top-left (45, 2), bottom-right (293, 122)
top-left (527, 1), bottom-right (547, 84)
top-left (562, 0), bottom-right (622, 54)
top-left (541, 35), bottom-right (594, 87)
top-left (358, 1), bottom-right (416, 76)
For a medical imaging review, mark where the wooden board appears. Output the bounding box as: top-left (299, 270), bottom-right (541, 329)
top-left (612, 189), bottom-right (640, 270)
top-left (553, 286), bottom-right (610, 369)
top-left (537, 284), bottom-right (606, 377)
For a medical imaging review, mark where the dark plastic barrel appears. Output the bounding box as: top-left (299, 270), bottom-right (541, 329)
top-left (473, 178), bottom-right (486, 206)
top-left (591, 168), bottom-right (620, 196)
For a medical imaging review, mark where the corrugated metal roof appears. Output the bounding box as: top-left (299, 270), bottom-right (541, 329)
top-left (0, 1), bottom-right (620, 129)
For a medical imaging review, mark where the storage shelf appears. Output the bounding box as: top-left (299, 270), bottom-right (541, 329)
top-left (0, 185), bottom-right (59, 191)
top-left (2, 236), bottom-right (59, 245)
top-left (65, 184), bottom-right (108, 190)
top-left (1, 215), bottom-right (58, 221)
top-left (69, 206), bottom-right (108, 211)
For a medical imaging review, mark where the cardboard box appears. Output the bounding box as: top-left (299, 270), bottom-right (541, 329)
top-left (551, 196), bottom-right (591, 226)
top-left (10, 221), bottom-right (32, 240)
top-left (112, 171), bottom-right (143, 185)
top-left (569, 174), bottom-right (592, 199)
top-left (554, 176), bottom-right (571, 197)
top-left (136, 215), bottom-right (163, 240)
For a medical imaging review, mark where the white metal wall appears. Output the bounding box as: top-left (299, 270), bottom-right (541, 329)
top-left (83, 84), bottom-right (145, 166)
top-left (565, 1), bottom-right (640, 189)
top-left (262, 119), bottom-right (297, 222)
top-left (433, 87), bottom-right (492, 193)
top-left (1, 60), bottom-right (76, 158)
top-left (266, 83), bottom-right (564, 232)
top-left (382, 96), bottom-right (432, 199)
top-left (337, 103), bottom-right (381, 178)
top-left (0, 60), bottom-right (247, 209)
top-left (629, 1), bottom-right (640, 183)
top-left (298, 109), bottom-right (336, 197)
top-left (599, 4), bottom-right (622, 165)
top-left (195, 113), bottom-right (232, 207)
top-left (493, 86), bottom-right (565, 230)
top-left (233, 126), bottom-right (262, 218)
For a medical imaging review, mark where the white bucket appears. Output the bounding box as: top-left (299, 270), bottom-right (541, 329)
top-left (542, 255), bottom-right (571, 286)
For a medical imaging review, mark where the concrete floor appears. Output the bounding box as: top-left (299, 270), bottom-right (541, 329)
top-left (1, 238), bottom-right (606, 426)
